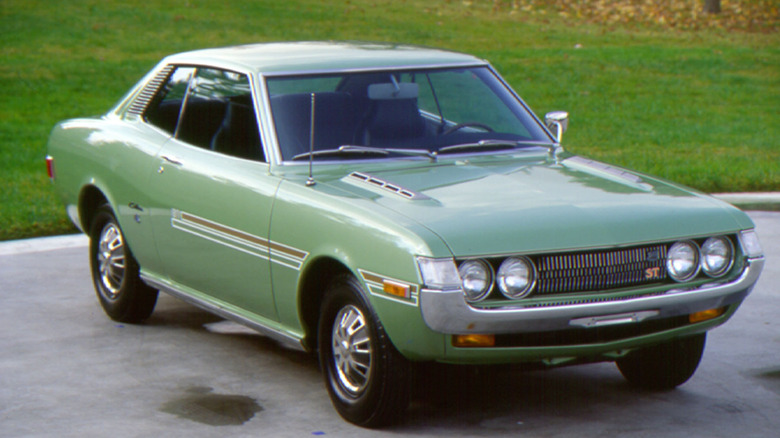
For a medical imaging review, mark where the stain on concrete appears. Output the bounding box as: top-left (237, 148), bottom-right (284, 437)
top-left (751, 367), bottom-right (780, 395)
top-left (161, 386), bottom-right (262, 426)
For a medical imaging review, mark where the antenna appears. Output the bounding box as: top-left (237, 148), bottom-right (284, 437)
top-left (306, 92), bottom-right (316, 187)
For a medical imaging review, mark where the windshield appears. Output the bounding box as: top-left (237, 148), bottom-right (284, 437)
top-left (266, 66), bottom-right (552, 161)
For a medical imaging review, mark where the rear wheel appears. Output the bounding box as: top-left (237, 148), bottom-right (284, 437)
top-left (318, 275), bottom-right (411, 428)
top-left (616, 333), bottom-right (706, 390)
top-left (89, 204), bottom-right (158, 323)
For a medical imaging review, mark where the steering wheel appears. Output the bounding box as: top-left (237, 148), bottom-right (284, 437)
top-left (442, 122), bottom-right (494, 135)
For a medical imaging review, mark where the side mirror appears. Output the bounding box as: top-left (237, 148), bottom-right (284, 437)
top-left (545, 111), bottom-right (569, 143)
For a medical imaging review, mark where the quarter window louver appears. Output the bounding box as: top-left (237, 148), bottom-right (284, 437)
top-left (126, 65), bottom-right (174, 117)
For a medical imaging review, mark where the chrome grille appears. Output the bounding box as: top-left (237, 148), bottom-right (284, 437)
top-left (535, 244), bottom-right (667, 294)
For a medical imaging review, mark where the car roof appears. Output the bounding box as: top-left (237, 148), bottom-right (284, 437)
top-left (163, 41), bottom-right (488, 75)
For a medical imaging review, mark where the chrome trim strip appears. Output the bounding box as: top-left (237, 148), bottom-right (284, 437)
top-left (261, 61), bottom-right (488, 78)
top-left (254, 73), bottom-right (284, 165)
top-left (142, 274), bottom-right (307, 352)
top-left (420, 257), bottom-right (764, 335)
top-left (569, 310), bottom-right (659, 328)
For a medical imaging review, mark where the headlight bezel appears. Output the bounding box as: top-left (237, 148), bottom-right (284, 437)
top-left (700, 236), bottom-right (734, 278)
top-left (496, 256), bottom-right (537, 300)
top-left (457, 259), bottom-right (494, 302)
top-left (666, 240), bottom-right (701, 282)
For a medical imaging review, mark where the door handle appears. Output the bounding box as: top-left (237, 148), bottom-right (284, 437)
top-left (159, 155), bottom-right (183, 174)
top-left (161, 155), bottom-right (183, 166)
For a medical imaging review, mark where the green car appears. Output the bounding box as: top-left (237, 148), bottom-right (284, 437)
top-left (46, 42), bottom-right (765, 427)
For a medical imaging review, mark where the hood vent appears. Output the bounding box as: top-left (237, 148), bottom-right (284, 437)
top-left (348, 172), bottom-right (428, 200)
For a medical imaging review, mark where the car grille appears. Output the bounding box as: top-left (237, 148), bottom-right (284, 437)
top-left (534, 244), bottom-right (668, 295)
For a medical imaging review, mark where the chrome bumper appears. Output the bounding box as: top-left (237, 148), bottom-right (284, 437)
top-left (420, 257), bottom-right (765, 335)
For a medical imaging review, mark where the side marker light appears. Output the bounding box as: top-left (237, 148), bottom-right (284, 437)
top-left (383, 280), bottom-right (410, 299)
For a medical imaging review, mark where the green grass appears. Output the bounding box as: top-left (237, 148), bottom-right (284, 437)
top-left (1, 0), bottom-right (778, 240)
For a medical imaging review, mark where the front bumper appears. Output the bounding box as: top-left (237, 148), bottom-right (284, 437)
top-left (420, 257), bottom-right (764, 335)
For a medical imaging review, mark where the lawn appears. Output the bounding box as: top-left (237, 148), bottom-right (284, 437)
top-left (1, 0), bottom-right (778, 240)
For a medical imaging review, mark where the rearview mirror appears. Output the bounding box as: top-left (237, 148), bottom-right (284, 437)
top-left (545, 111), bottom-right (569, 143)
top-left (368, 82), bottom-right (419, 100)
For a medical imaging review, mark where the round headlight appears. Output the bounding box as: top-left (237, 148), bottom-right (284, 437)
top-left (458, 259), bottom-right (493, 302)
top-left (497, 256), bottom-right (536, 299)
top-left (666, 241), bottom-right (700, 282)
top-left (701, 236), bottom-right (733, 277)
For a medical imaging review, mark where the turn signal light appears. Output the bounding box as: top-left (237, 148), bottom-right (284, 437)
top-left (689, 307), bottom-right (727, 323)
top-left (453, 334), bottom-right (495, 348)
top-left (383, 280), bottom-right (410, 299)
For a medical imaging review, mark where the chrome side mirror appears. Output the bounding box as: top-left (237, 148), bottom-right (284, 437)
top-left (545, 111), bottom-right (569, 143)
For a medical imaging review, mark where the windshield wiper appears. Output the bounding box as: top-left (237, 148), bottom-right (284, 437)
top-left (342, 145), bottom-right (436, 161)
top-left (293, 145), bottom-right (436, 161)
top-left (383, 147), bottom-right (437, 161)
top-left (437, 139), bottom-right (555, 154)
top-left (292, 145), bottom-right (388, 161)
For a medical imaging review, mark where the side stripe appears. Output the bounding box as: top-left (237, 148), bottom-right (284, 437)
top-left (171, 209), bottom-right (308, 270)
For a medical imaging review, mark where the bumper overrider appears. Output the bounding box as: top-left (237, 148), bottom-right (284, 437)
top-left (420, 256), bottom-right (764, 335)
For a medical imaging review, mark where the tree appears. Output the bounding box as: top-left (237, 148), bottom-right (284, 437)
top-left (703, 0), bottom-right (721, 14)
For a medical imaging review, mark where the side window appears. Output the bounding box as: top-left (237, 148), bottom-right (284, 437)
top-left (179, 68), bottom-right (265, 162)
top-left (144, 66), bottom-right (265, 162)
top-left (145, 67), bottom-right (195, 135)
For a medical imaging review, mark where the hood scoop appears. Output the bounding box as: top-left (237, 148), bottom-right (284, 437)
top-left (348, 172), bottom-right (429, 200)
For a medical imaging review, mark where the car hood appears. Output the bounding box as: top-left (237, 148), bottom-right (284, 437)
top-left (325, 154), bottom-right (753, 257)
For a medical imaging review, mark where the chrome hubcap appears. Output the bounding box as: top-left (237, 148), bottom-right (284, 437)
top-left (331, 305), bottom-right (372, 397)
top-left (97, 223), bottom-right (125, 298)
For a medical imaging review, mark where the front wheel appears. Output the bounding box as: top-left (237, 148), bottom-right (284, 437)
top-left (616, 333), bottom-right (706, 390)
top-left (89, 204), bottom-right (158, 323)
top-left (318, 275), bottom-right (411, 428)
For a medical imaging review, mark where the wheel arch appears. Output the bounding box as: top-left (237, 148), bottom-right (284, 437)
top-left (78, 184), bottom-right (110, 232)
top-left (298, 256), bottom-right (352, 352)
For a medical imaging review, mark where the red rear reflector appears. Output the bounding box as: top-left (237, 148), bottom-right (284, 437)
top-left (46, 156), bottom-right (55, 181)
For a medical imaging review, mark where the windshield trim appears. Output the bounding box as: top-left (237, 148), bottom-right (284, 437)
top-left (261, 61), bottom-right (488, 78)
top-left (277, 145), bottom-right (551, 166)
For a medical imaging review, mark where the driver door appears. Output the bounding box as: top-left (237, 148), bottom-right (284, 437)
top-left (144, 66), bottom-right (280, 320)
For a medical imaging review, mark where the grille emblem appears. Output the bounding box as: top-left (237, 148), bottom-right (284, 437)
top-left (645, 267), bottom-right (662, 280)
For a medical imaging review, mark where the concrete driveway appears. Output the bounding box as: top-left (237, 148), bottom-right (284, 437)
top-left (1, 211), bottom-right (778, 437)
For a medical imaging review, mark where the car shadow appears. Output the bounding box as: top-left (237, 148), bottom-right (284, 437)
top-left (145, 293), bottom-right (318, 367)
top-left (142, 293), bottom-right (704, 432)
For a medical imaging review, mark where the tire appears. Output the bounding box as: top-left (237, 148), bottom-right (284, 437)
top-left (89, 204), bottom-right (158, 323)
top-left (318, 275), bottom-right (411, 428)
top-left (616, 333), bottom-right (706, 390)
